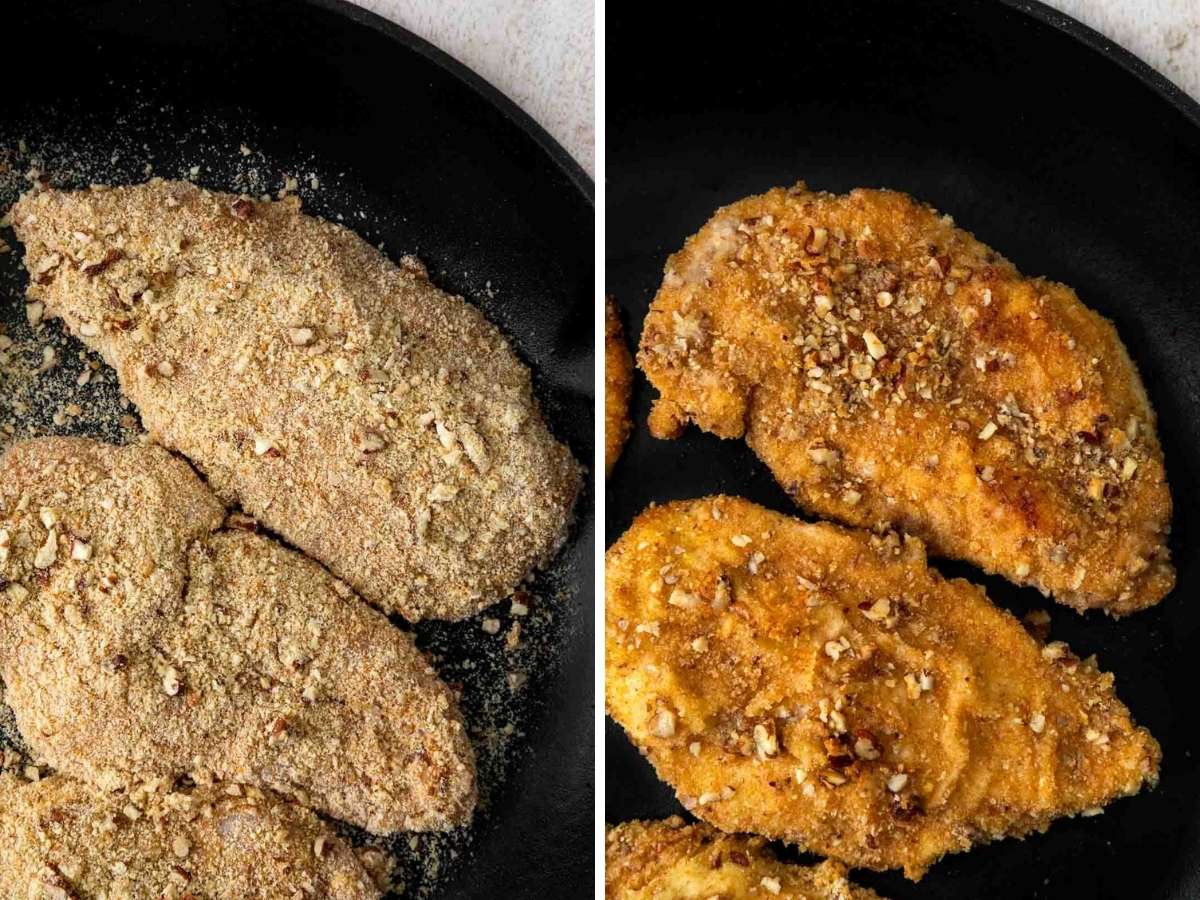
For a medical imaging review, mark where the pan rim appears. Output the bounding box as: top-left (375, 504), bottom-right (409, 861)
top-left (1000, 0), bottom-right (1200, 130)
top-left (299, 0), bottom-right (595, 204)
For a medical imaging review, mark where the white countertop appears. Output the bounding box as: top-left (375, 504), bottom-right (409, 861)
top-left (347, 1), bottom-right (1198, 183)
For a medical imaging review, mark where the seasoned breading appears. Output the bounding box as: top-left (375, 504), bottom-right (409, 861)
top-left (606, 496), bottom-right (1161, 879)
top-left (9, 180), bottom-right (580, 622)
top-left (606, 817), bottom-right (884, 899)
top-left (0, 775), bottom-right (381, 898)
top-left (0, 437), bottom-right (475, 834)
top-left (606, 297), bottom-right (634, 476)
top-left (638, 184), bottom-right (1172, 615)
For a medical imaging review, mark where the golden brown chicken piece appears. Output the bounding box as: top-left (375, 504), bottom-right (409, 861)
top-left (0, 775), bottom-right (382, 899)
top-left (638, 185), bottom-right (1172, 615)
top-left (606, 817), bottom-right (884, 899)
top-left (606, 496), bottom-right (1160, 879)
top-left (0, 437), bottom-right (475, 835)
top-left (606, 297), bottom-right (634, 476)
top-left (10, 180), bottom-right (579, 622)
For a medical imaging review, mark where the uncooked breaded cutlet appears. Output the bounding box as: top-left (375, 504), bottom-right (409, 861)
top-left (0, 775), bottom-right (382, 898)
top-left (0, 437), bottom-right (474, 835)
top-left (606, 496), bottom-right (1160, 879)
top-left (638, 184), bottom-right (1172, 615)
top-left (606, 817), bottom-right (884, 899)
top-left (10, 180), bottom-right (580, 622)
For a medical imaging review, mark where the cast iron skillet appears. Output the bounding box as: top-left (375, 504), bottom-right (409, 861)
top-left (0, 1), bottom-right (593, 897)
top-left (606, 2), bottom-right (1200, 898)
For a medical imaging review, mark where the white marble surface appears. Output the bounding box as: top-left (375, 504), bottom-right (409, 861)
top-left (349, 0), bottom-right (595, 176)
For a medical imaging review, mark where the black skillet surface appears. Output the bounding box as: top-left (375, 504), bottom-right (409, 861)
top-left (606, 2), bottom-right (1200, 897)
top-left (0, 1), bottom-right (593, 897)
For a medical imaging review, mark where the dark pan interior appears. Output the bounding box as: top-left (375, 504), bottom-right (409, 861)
top-left (0, 1), bottom-right (593, 897)
top-left (606, 1), bottom-right (1200, 897)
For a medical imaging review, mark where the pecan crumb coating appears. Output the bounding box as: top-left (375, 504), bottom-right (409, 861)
top-left (638, 184), bottom-right (1172, 614)
top-left (606, 297), bottom-right (634, 476)
top-left (10, 180), bottom-right (580, 621)
top-left (606, 496), bottom-right (1160, 879)
top-left (606, 817), bottom-right (884, 899)
top-left (0, 437), bottom-right (475, 835)
top-left (0, 775), bottom-right (382, 899)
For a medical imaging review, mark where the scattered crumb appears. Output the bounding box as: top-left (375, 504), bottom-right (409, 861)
top-left (0, 109), bottom-right (582, 899)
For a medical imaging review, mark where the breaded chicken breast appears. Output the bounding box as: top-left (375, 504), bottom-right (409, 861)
top-left (606, 497), bottom-right (1160, 879)
top-left (0, 437), bottom-right (474, 834)
top-left (10, 181), bottom-right (579, 622)
top-left (607, 817), bottom-right (884, 899)
top-left (606, 297), bottom-right (634, 476)
top-left (638, 185), bottom-right (1172, 615)
top-left (0, 776), bottom-right (381, 898)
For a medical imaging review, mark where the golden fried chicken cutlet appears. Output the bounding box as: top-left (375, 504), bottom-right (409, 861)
top-left (10, 180), bottom-right (580, 622)
top-left (606, 297), bottom-right (634, 476)
top-left (638, 185), bottom-right (1172, 615)
top-left (0, 437), bottom-right (475, 835)
top-left (0, 776), bottom-right (382, 898)
top-left (606, 497), bottom-right (1161, 879)
top-left (606, 817), bottom-right (885, 899)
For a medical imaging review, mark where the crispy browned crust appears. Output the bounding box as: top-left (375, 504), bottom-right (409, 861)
top-left (10, 181), bottom-right (580, 622)
top-left (0, 437), bottom-right (475, 834)
top-left (637, 184), bottom-right (1172, 615)
top-left (606, 297), bottom-right (634, 476)
top-left (0, 776), bottom-right (381, 898)
top-left (606, 817), bottom-right (884, 899)
top-left (606, 497), bottom-right (1160, 879)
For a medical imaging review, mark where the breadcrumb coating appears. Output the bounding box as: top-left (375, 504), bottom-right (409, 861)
top-left (606, 496), bottom-right (1160, 879)
top-left (10, 180), bottom-right (580, 621)
top-left (0, 775), bottom-right (381, 898)
top-left (606, 297), bottom-right (633, 476)
top-left (0, 437), bottom-right (475, 835)
top-left (606, 817), bottom-right (883, 899)
top-left (638, 184), bottom-right (1172, 615)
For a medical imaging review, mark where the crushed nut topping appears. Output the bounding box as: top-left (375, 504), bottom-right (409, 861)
top-left (854, 734), bottom-right (881, 760)
top-left (288, 326), bottom-right (315, 346)
top-left (862, 330), bottom-right (887, 360)
top-left (33, 529), bottom-right (58, 569)
top-left (637, 185), bottom-right (1172, 615)
top-left (313, 833), bottom-right (330, 858)
top-left (753, 722), bottom-right (778, 758)
top-left (668, 587), bottom-right (701, 609)
top-left (357, 430), bottom-right (387, 453)
top-left (652, 709), bottom-right (676, 738)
